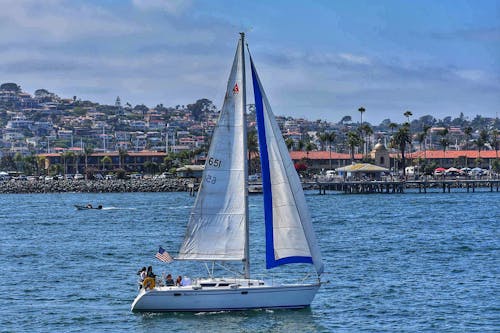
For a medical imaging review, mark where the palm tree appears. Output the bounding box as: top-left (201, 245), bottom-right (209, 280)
top-left (37, 156), bottom-right (47, 176)
top-left (61, 151), bottom-right (75, 175)
top-left (490, 129), bottom-right (499, 160)
top-left (285, 138), bottom-right (295, 151)
top-left (438, 128), bottom-right (449, 163)
top-left (101, 155), bottom-right (112, 171)
top-left (247, 129), bottom-right (259, 175)
top-left (464, 126), bottom-right (473, 150)
top-left (388, 122), bottom-right (398, 135)
top-left (84, 146), bottom-right (94, 174)
top-left (358, 107), bottom-right (366, 125)
top-left (347, 131), bottom-right (362, 163)
top-left (305, 142), bottom-right (316, 160)
top-left (318, 133), bottom-right (328, 151)
top-left (474, 129), bottom-right (489, 159)
top-left (326, 132), bottom-right (336, 170)
top-left (360, 123), bottom-right (373, 160)
top-left (440, 137), bottom-right (450, 162)
top-left (13, 152), bottom-right (23, 172)
top-left (403, 111), bottom-right (413, 154)
top-left (422, 125), bottom-right (431, 160)
top-left (297, 140), bottom-right (305, 152)
top-left (403, 110), bottom-right (413, 123)
top-left (416, 132), bottom-right (426, 154)
top-left (118, 148), bottom-right (128, 170)
top-left (390, 123), bottom-right (411, 177)
top-left (23, 154), bottom-right (38, 176)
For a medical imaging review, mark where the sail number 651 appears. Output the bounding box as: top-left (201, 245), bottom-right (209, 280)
top-left (208, 157), bottom-right (222, 168)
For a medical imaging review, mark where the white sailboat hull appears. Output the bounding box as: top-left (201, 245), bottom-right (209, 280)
top-left (131, 280), bottom-right (320, 312)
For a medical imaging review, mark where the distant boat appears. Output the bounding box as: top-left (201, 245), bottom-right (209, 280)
top-left (131, 33), bottom-right (324, 313)
top-left (248, 183), bottom-right (263, 194)
top-left (74, 204), bottom-right (103, 210)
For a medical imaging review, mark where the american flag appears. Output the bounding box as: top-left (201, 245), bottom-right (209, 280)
top-left (155, 246), bottom-right (174, 263)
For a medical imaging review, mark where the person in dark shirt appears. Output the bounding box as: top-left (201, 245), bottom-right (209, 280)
top-left (165, 274), bottom-right (175, 286)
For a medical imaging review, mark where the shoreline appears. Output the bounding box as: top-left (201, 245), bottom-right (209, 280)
top-left (0, 178), bottom-right (196, 194)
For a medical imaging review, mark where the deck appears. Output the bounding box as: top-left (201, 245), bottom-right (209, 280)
top-left (315, 179), bottom-right (500, 194)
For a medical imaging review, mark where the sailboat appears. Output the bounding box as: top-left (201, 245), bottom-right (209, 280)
top-left (131, 33), bottom-right (324, 312)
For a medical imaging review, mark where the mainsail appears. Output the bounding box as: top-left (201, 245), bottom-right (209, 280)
top-left (250, 56), bottom-right (324, 276)
top-left (178, 36), bottom-right (247, 262)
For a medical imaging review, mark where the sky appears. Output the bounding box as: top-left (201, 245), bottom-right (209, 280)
top-left (0, 0), bottom-right (499, 124)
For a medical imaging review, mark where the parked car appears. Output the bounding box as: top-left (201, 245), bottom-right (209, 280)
top-left (129, 173), bottom-right (143, 179)
top-left (74, 173), bottom-right (84, 180)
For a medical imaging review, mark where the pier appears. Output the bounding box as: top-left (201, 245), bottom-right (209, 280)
top-left (316, 179), bottom-right (500, 194)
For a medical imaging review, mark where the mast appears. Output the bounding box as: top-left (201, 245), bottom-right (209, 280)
top-left (241, 32), bottom-right (250, 279)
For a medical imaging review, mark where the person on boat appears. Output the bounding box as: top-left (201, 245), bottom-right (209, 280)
top-left (146, 266), bottom-right (155, 278)
top-left (165, 274), bottom-right (175, 286)
top-left (86, 203), bottom-right (92, 209)
top-left (97, 205), bottom-right (102, 209)
top-left (175, 275), bottom-right (182, 286)
top-left (137, 267), bottom-right (146, 289)
top-left (181, 276), bottom-right (191, 286)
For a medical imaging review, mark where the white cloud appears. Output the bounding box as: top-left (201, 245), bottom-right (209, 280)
top-left (338, 53), bottom-right (371, 65)
top-left (131, 0), bottom-right (191, 15)
top-left (454, 69), bottom-right (487, 82)
top-left (0, 0), bottom-right (143, 43)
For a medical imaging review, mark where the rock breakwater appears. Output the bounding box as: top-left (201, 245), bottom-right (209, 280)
top-left (0, 178), bottom-right (197, 194)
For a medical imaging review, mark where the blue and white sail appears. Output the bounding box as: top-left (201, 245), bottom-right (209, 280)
top-left (178, 36), bottom-right (248, 262)
top-left (250, 56), bottom-right (324, 276)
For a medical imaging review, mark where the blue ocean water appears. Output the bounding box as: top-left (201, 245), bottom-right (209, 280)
top-left (0, 190), bottom-right (498, 332)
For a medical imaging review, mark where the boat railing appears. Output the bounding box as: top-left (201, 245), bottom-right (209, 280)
top-left (147, 272), bottom-right (319, 290)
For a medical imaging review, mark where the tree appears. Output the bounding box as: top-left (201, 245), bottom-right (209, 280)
top-left (474, 129), bottom-right (489, 158)
top-left (285, 138), bottom-right (295, 151)
top-left (388, 122), bottom-right (398, 135)
top-left (358, 107), bottom-right (366, 125)
top-left (490, 129), bottom-right (499, 160)
top-left (297, 140), bottom-right (305, 151)
top-left (247, 129), bottom-right (259, 174)
top-left (360, 123), bottom-right (373, 159)
top-left (13, 152), bottom-right (24, 172)
top-left (390, 124), bottom-right (411, 177)
top-left (0, 83), bottom-right (21, 92)
top-left (133, 104), bottom-right (149, 115)
top-left (61, 151), bottom-right (75, 175)
top-left (420, 124), bottom-right (431, 160)
top-left (440, 137), bottom-right (450, 160)
top-left (304, 142), bottom-right (316, 167)
top-left (84, 146), bottom-right (94, 175)
top-left (438, 128), bottom-right (450, 161)
top-left (463, 126), bottom-right (473, 149)
top-left (403, 110), bottom-right (413, 123)
top-left (340, 115), bottom-right (352, 125)
top-left (144, 161), bottom-right (159, 175)
top-left (101, 155), bottom-right (112, 171)
top-left (118, 148), bottom-right (128, 170)
top-left (318, 132), bottom-right (337, 170)
top-left (346, 131), bottom-right (362, 163)
top-left (23, 154), bottom-right (38, 175)
top-left (187, 98), bottom-right (215, 121)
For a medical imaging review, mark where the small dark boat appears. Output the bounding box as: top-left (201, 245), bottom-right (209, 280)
top-left (75, 204), bottom-right (103, 210)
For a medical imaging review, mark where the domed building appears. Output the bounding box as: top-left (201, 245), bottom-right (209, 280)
top-left (370, 139), bottom-right (390, 169)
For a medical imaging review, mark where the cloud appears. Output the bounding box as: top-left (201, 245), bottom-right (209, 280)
top-left (432, 27), bottom-right (500, 42)
top-left (131, 0), bottom-right (191, 15)
top-left (338, 53), bottom-right (371, 65)
top-left (0, 0), bottom-right (144, 43)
